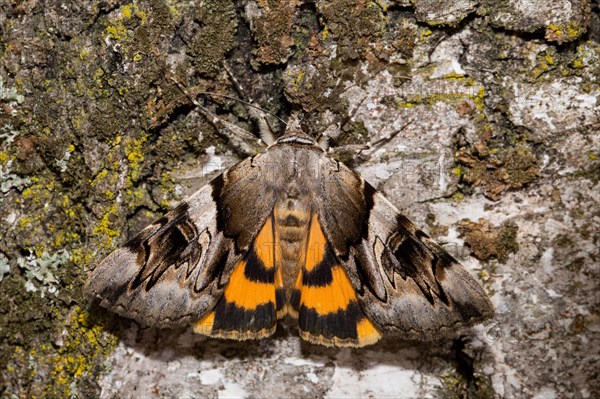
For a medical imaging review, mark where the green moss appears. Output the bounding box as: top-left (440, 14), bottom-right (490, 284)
top-left (0, 1), bottom-right (193, 395)
top-left (496, 221), bottom-right (519, 261)
top-left (457, 219), bottom-right (519, 262)
top-left (438, 369), bottom-right (495, 399)
top-left (249, 0), bottom-right (298, 66)
top-left (190, 0), bottom-right (237, 77)
top-left (456, 139), bottom-right (539, 200)
top-left (318, 0), bottom-right (387, 61)
top-left (4, 306), bottom-right (119, 398)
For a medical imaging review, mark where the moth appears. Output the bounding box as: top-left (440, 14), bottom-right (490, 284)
top-left (85, 114), bottom-right (494, 348)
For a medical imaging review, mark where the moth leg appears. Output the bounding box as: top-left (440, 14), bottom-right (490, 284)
top-left (366, 120), bottom-right (414, 152)
top-left (327, 120), bottom-right (414, 162)
top-left (223, 63), bottom-right (278, 146)
top-left (316, 94), bottom-right (368, 150)
top-left (170, 76), bottom-right (267, 157)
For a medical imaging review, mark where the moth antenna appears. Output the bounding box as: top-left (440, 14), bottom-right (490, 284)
top-left (172, 77), bottom-right (286, 128)
top-left (170, 76), bottom-right (267, 155)
top-left (222, 63), bottom-right (280, 145)
top-left (300, 82), bottom-right (359, 127)
top-left (369, 120), bottom-right (414, 148)
top-left (326, 120), bottom-right (414, 160)
top-left (359, 119), bottom-right (414, 157)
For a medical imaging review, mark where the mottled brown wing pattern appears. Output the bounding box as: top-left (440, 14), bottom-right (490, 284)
top-left (86, 125), bottom-right (494, 346)
top-left (85, 155), bottom-right (277, 328)
top-left (316, 161), bottom-right (495, 340)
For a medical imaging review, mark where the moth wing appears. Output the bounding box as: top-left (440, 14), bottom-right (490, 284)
top-left (85, 154), bottom-right (278, 328)
top-left (193, 216), bottom-right (286, 340)
top-left (289, 213), bottom-right (383, 347)
top-left (315, 159), bottom-right (494, 340)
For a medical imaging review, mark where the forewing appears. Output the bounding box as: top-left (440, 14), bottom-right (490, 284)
top-left (85, 155), bottom-right (277, 328)
top-left (316, 159), bottom-right (495, 340)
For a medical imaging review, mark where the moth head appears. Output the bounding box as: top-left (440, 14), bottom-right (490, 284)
top-left (273, 115), bottom-right (320, 148)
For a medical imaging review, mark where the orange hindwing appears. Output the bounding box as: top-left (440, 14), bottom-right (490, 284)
top-left (194, 217), bottom-right (283, 340)
top-left (290, 214), bottom-right (382, 347)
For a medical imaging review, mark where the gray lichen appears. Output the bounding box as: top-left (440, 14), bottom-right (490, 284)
top-left (16, 250), bottom-right (69, 297)
top-left (0, 0), bottom-right (598, 397)
top-left (0, 253), bottom-right (10, 282)
top-left (0, 76), bottom-right (24, 104)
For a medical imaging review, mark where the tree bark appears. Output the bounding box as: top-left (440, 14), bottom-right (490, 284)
top-left (1, 0), bottom-right (598, 397)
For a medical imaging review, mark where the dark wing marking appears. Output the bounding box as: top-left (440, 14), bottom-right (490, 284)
top-left (315, 159), bottom-right (495, 340)
top-left (85, 155), bottom-right (277, 328)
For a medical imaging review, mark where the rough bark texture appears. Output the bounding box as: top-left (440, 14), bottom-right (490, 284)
top-left (1, 1), bottom-right (598, 398)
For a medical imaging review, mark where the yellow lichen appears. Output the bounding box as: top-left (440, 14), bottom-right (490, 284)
top-left (53, 230), bottom-right (80, 248)
top-left (79, 48), bottom-right (89, 61)
top-left (106, 23), bottom-right (128, 41)
top-left (322, 24), bottom-right (329, 40)
top-left (42, 306), bottom-right (118, 398)
top-left (124, 134), bottom-right (149, 182)
top-left (546, 22), bottom-right (586, 44)
top-left (70, 247), bottom-right (96, 267)
top-left (419, 28), bottom-right (432, 41)
top-left (19, 216), bottom-right (33, 228)
top-left (122, 3), bottom-right (134, 18)
top-left (106, 3), bottom-right (148, 42)
top-left (572, 59), bottom-right (585, 69)
top-left (92, 204), bottom-right (121, 248)
top-left (452, 192), bottom-right (465, 201)
top-left (292, 70), bottom-right (306, 88)
top-left (34, 244), bottom-right (48, 257)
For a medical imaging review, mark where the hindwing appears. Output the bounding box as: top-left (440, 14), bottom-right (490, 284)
top-left (289, 213), bottom-right (382, 347)
top-left (193, 216), bottom-right (285, 339)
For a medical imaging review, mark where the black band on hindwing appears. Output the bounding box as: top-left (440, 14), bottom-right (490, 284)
top-left (298, 301), bottom-right (366, 340)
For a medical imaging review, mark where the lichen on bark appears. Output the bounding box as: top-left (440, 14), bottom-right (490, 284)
top-left (1, 0), bottom-right (598, 397)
